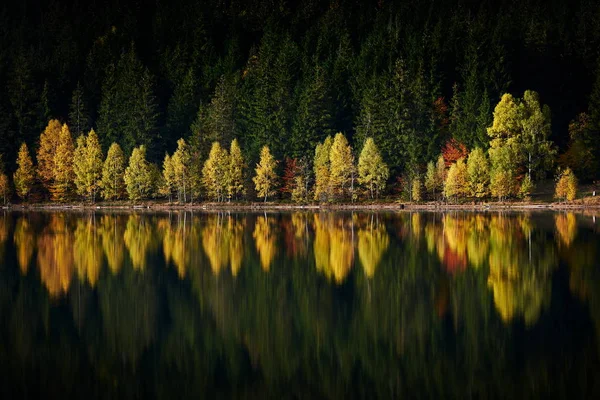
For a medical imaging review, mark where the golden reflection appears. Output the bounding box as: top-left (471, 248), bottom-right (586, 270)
top-left (37, 215), bottom-right (74, 297)
top-left (313, 214), bottom-right (354, 283)
top-left (253, 214), bottom-right (276, 272)
top-left (357, 215), bottom-right (389, 278)
top-left (74, 215), bottom-right (103, 287)
top-left (466, 214), bottom-right (490, 268)
top-left (555, 213), bottom-right (577, 248)
top-left (14, 217), bottom-right (34, 274)
top-left (99, 215), bottom-right (126, 274)
top-left (201, 213), bottom-right (246, 276)
top-left (124, 214), bottom-right (156, 270)
top-left (442, 215), bottom-right (468, 274)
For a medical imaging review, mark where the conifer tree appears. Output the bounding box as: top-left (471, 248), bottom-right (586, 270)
top-left (358, 138), bottom-right (389, 199)
top-left (124, 145), bottom-right (154, 201)
top-left (227, 139), bottom-right (245, 201)
top-left (202, 142), bottom-right (229, 201)
top-left (253, 145), bottom-right (278, 202)
top-left (37, 119), bottom-right (62, 190)
top-left (172, 138), bottom-right (191, 202)
top-left (101, 143), bottom-right (126, 201)
top-left (13, 143), bottom-right (35, 200)
top-left (313, 136), bottom-right (333, 202)
top-left (69, 82), bottom-right (89, 138)
top-left (51, 124), bottom-right (75, 201)
top-left (74, 129), bottom-right (103, 202)
top-left (467, 148), bottom-right (490, 198)
top-left (329, 133), bottom-right (355, 200)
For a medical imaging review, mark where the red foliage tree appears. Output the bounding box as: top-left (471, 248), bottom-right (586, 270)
top-left (280, 157), bottom-right (299, 196)
top-left (442, 138), bottom-right (468, 167)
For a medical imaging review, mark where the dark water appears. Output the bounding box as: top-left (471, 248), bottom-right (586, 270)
top-left (0, 210), bottom-right (599, 399)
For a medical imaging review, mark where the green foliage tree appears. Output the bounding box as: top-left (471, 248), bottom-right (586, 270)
top-left (124, 145), bottom-right (154, 201)
top-left (444, 158), bottom-right (468, 201)
top-left (358, 137), bottom-right (389, 199)
top-left (467, 148), bottom-right (490, 198)
top-left (555, 168), bottom-right (577, 202)
top-left (329, 132), bottom-right (355, 200)
top-left (227, 139), bottom-right (245, 201)
top-left (519, 174), bottom-right (534, 200)
top-left (253, 145), bottom-right (278, 202)
top-left (13, 143), bottom-right (35, 200)
top-left (68, 82), bottom-right (90, 138)
top-left (202, 142), bottom-right (229, 201)
top-left (101, 143), bottom-right (126, 201)
top-left (313, 136), bottom-right (332, 202)
top-left (519, 90), bottom-right (555, 180)
top-left (73, 129), bottom-right (104, 202)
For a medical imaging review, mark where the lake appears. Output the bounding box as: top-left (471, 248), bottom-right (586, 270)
top-left (0, 210), bottom-right (599, 398)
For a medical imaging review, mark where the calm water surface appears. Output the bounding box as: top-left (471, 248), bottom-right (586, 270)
top-left (0, 210), bottom-right (599, 398)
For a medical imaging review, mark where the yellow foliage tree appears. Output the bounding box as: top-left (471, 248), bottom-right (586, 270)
top-left (73, 129), bottom-right (104, 202)
top-left (227, 139), bottom-right (246, 201)
top-left (202, 142), bottom-right (229, 201)
top-left (329, 132), bottom-right (355, 200)
top-left (555, 167), bottom-right (577, 202)
top-left (101, 143), bottom-right (126, 200)
top-left (124, 145), bottom-right (154, 201)
top-left (172, 138), bottom-right (191, 202)
top-left (253, 145), bottom-right (278, 202)
top-left (13, 143), bottom-right (36, 200)
top-left (357, 137), bottom-right (389, 199)
top-left (51, 124), bottom-right (75, 201)
top-left (313, 136), bottom-right (333, 201)
top-left (37, 119), bottom-right (62, 190)
top-left (160, 153), bottom-right (176, 202)
top-left (443, 158), bottom-right (468, 201)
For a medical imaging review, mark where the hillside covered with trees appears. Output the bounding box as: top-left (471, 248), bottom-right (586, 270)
top-left (1, 0), bottom-right (600, 203)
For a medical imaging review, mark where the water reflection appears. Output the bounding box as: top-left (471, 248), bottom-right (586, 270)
top-left (0, 210), bottom-right (599, 398)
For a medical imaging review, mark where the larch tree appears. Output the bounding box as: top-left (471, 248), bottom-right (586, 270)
top-left (435, 155), bottom-right (446, 194)
top-left (172, 138), bottom-right (191, 202)
top-left (101, 143), bottom-right (126, 201)
top-left (13, 143), bottom-right (35, 200)
top-left (51, 124), bottom-right (75, 201)
top-left (424, 161), bottom-right (437, 199)
top-left (227, 139), bottom-right (245, 201)
top-left (358, 137), bottom-right (389, 199)
top-left (467, 148), bottom-right (490, 198)
top-left (160, 154), bottom-right (176, 202)
top-left (253, 145), bottom-right (278, 202)
top-left (124, 145), bottom-right (154, 201)
top-left (37, 119), bottom-right (62, 191)
top-left (313, 136), bottom-right (333, 202)
top-left (444, 158), bottom-right (468, 201)
top-left (555, 168), bottom-right (577, 202)
top-left (202, 142), bottom-right (229, 201)
top-left (73, 129), bottom-right (103, 202)
top-left (329, 133), bottom-right (355, 200)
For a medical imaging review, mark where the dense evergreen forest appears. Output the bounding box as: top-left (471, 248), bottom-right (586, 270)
top-left (1, 0), bottom-right (600, 202)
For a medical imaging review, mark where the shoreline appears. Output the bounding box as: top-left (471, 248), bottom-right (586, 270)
top-left (2, 200), bottom-right (600, 212)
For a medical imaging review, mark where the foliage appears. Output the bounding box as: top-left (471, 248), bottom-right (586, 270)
top-left (329, 133), bottom-right (355, 200)
top-left (13, 143), bottom-right (35, 199)
top-left (0, 171), bottom-right (9, 205)
top-left (227, 139), bottom-right (245, 200)
top-left (467, 148), bottom-right (490, 198)
top-left (253, 145), bottom-right (278, 202)
top-left (202, 142), bottom-right (229, 201)
top-left (555, 168), bottom-right (577, 202)
top-left (101, 143), bottom-right (126, 200)
top-left (313, 136), bottom-right (333, 202)
top-left (51, 124), bottom-right (75, 201)
top-left (519, 174), bottom-right (534, 200)
top-left (411, 176), bottom-right (422, 202)
top-left (124, 145), bottom-right (154, 201)
top-left (358, 138), bottom-right (389, 199)
top-left (442, 139), bottom-right (468, 167)
top-left (73, 129), bottom-right (104, 201)
top-left (172, 138), bottom-right (191, 202)
top-left (36, 119), bottom-right (62, 190)
top-left (444, 158), bottom-right (468, 201)
top-left (160, 154), bottom-right (176, 201)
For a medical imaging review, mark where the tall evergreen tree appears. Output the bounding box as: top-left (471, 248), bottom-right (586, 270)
top-left (69, 82), bottom-right (90, 139)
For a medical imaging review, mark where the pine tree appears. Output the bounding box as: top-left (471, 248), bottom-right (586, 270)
top-left (101, 143), bottom-right (126, 201)
top-left (357, 137), bottom-right (389, 199)
top-left (253, 145), bottom-right (278, 202)
top-left (13, 143), bottom-right (35, 200)
top-left (69, 82), bottom-right (90, 138)
top-left (172, 138), bottom-right (191, 202)
top-left (227, 139), bottom-right (245, 201)
top-left (202, 142), bottom-right (229, 201)
top-left (313, 136), bottom-right (333, 202)
top-left (51, 124), bottom-right (75, 201)
top-left (37, 119), bottom-right (63, 190)
top-left (329, 133), bottom-right (355, 200)
top-left (467, 148), bottom-right (490, 198)
top-left (124, 145), bottom-right (154, 201)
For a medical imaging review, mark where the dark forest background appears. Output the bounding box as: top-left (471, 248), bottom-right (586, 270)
top-left (1, 0), bottom-right (599, 179)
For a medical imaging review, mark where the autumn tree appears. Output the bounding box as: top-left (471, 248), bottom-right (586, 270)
top-left (73, 129), bottom-right (104, 202)
top-left (313, 136), bottom-right (333, 201)
top-left (0, 156), bottom-right (9, 205)
top-left (13, 143), bottom-right (35, 200)
top-left (124, 145), bottom-right (154, 201)
top-left (281, 157), bottom-right (300, 198)
top-left (442, 138), bottom-right (468, 167)
top-left (227, 139), bottom-right (245, 201)
top-left (411, 176), bottom-right (422, 202)
top-left (329, 133), bottom-right (355, 200)
top-left (253, 145), bottom-right (278, 202)
top-left (559, 113), bottom-right (598, 181)
top-left (519, 90), bottom-right (555, 180)
top-left (172, 138), bottom-right (191, 202)
top-left (424, 161), bottom-right (436, 198)
top-left (51, 124), bottom-right (75, 201)
top-left (555, 168), bottom-right (577, 202)
top-left (101, 143), bottom-right (126, 200)
top-left (202, 142), bottom-right (229, 201)
top-left (358, 137), bottom-right (389, 199)
top-left (444, 158), bottom-right (468, 201)
top-left (467, 148), bottom-right (490, 198)
top-left (37, 119), bottom-right (62, 191)
top-left (160, 154), bottom-right (176, 202)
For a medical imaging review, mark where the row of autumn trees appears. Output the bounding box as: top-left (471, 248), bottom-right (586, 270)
top-left (0, 90), bottom-right (581, 204)
top-left (4, 118), bottom-right (390, 203)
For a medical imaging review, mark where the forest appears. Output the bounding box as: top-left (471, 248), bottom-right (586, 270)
top-left (0, 0), bottom-right (599, 203)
